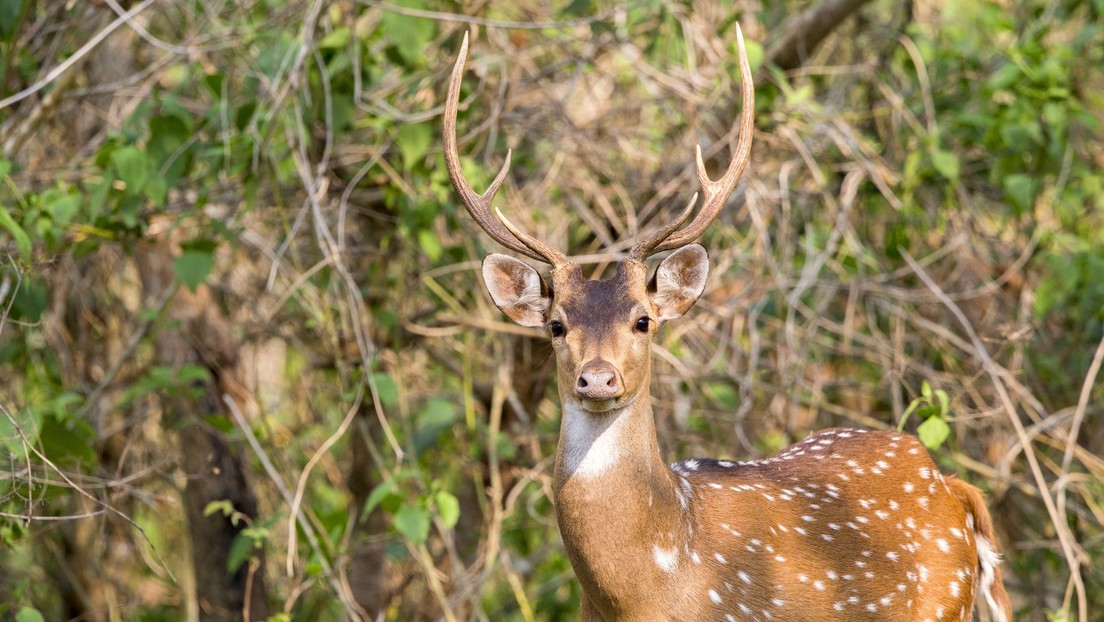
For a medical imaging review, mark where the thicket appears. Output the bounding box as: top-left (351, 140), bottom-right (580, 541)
top-left (0, 0), bottom-right (1102, 620)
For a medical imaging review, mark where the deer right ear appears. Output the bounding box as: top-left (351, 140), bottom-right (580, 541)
top-left (481, 254), bottom-right (551, 328)
top-left (648, 243), bottom-right (709, 321)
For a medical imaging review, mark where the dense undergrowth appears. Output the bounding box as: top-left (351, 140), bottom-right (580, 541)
top-left (0, 0), bottom-right (1102, 620)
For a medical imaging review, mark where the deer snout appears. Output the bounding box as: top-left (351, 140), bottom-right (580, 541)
top-left (576, 359), bottom-right (623, 401)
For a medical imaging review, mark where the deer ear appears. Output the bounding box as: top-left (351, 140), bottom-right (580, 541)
top-left (482, 254), bottom-right (551, 328)
top-left (648, 243), bottom-right (709, 321)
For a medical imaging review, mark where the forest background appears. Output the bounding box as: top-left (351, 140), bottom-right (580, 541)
top-left (0, 0), bottom-right (1102, 620)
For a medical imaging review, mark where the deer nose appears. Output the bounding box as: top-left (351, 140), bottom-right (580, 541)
top-left (576, 359), bottom-right (622, 400)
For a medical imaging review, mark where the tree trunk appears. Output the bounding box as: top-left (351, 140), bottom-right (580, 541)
top-left (135, 244), bottom-right (269, 621)
top-left (766, 0), bottom-right (878, 72)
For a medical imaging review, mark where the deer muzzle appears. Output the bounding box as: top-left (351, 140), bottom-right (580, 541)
top-left (576, 359), bottom-right (624, 402)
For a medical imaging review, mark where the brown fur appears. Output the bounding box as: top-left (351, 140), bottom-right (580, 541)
top-left (948, 478), bottom-right (1013, 620)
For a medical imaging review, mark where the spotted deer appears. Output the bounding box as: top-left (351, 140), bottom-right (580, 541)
top-left (444, 27), bottom-right (1012, 622)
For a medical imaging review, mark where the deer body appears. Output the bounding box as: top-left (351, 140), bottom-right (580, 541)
top-left (559, 418), bottom-right (1004, 621)
top-left (443, 27), bottom-right (1011, 621)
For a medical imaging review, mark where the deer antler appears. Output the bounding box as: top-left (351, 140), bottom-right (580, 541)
top-left (629, 24), bottom-right (756, 261)
top-left (443, 33), bottom-right (570, 267)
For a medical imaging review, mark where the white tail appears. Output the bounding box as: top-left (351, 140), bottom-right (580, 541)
top-left (445, 26), bottom-right (1011, 622)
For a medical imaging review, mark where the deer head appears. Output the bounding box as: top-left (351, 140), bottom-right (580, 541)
top-left (444, 29), bottom-right (754, 418)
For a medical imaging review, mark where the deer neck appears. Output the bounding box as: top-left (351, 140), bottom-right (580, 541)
top-left (553, 394), bottom-right (689, 614)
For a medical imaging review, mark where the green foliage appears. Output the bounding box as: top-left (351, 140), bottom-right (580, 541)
top-left (172, 239), bottom-right (218, 292)
top-left (364, 467), bottom-right (460, 546)
top-left (14, 607), bottom-right (44, 622)
top-left (203, 500), bottom-right (269, 572)
top-left (118, 365), bottom-right (210, 408)
top-left (898, 381), bottom-right (952, 451)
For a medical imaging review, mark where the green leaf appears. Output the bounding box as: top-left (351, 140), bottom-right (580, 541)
top-left (227, 532), bottom-right (254, 573)
top-left (380, 0), bottom-right (436, 66)
top-left (560, 0), bottom-right (592, 17)
top-left (415, 397), bottom-right (458, 451)
top-left (240, 526), bottom-right (270, 543)
top-left (38, 414), bottom-right (97, 466)
top-left (44, 191), bottom-right (81, 224)
top-left (1003, 174), bottom-right (1038, 214)
top-left (397, 122), bottom-right (432, 171)
top-left (0, 207), bottom-right (31, 261)
top-left (203, 72), bottom-right (226, 99)
top-left (935, 389), bottom-right (950, 417)
top-left (0, 0), bottom-right (23, 40)
top-left (319, 26), bottom-right (351, 50)
top-left (148, 113), bottom-right (193, 186)
top-left (930, 148), bottom-right (960, 181)
top-left (364, 479), bottom-right (398, 515)
top-left (704, 383), bottom-right (740, 409)
top-left (144, 173), bottom-right (168, 207)
top-left (917, 416), bottom-right (950, 450)
top-left (173, 249), bottom-right (215, 291)
top-left (393, 504), bottom-right (431, 544)
top-left (204, 500), bottom-right (235, 518)
top-left (435, 491), bottom-right (460, 529)
top-left (418, 230), bottom-right (442, 262)
top-left (15, 607), bottom-right (45, 622)
top-left (110, 146), bottom-right (150, 195)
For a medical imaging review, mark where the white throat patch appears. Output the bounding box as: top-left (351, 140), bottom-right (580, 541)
top-left (560, 403), bottom-right (631, 478)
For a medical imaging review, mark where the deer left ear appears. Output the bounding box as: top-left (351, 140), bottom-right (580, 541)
top-left (648, 243), bottom-right (709, 321)
top-left (482, 253), bottom-right (551, 328)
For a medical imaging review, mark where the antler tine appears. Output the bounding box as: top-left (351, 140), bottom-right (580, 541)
top-left (444, 33), bottom-right (569, 266)
top-left (630, 23), bottom-right (756, 259)
top-left (494, 207), bottom-right (570, 267)
top-left (627, 192), bottom-right (697, 262)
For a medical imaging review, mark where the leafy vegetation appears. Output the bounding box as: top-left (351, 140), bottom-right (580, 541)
top-left (1, 0), bottom-right (1102, 620)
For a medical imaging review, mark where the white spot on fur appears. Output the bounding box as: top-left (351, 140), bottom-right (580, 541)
top-left (653, 545), bottom-right (678, 573)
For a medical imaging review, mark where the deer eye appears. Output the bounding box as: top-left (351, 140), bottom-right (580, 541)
top-left (549, 321), bottom-right (565, 338)
top-left (635, 317), bottom-right (651, 333)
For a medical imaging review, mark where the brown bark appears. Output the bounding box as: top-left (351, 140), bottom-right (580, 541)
top-left (345, 412), bottom-right (389, 616)
top-left (766, 0), bottom-right (878, 72)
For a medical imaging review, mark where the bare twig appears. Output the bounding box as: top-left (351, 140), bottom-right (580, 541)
top-left (0, 0), bottom-right (157, 111)
top-left (903, 251), bottom-right (1088, 621)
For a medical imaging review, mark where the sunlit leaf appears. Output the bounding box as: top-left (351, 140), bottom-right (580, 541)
top-left (319, 27), bottom-right (350, 50)
top-left (172, 251), bottom-right (214, 291)
top-left (364, 480), bottom-right (398, 515)
top-left (393, 504), bottom-right (431, 544)
top-left (15, 607), bottom-right (45, 622)
top-left (0, 207), bottom-right (31, 261)
top-left (1003, 174), bottom-right (1038, 214)
top-left (227, 533), bottom-right (253, 572)
top-left (398, 122), bottom-right (432, 171)
top-left (110, 146), bottom-right (149, 195)
top-left (917, 416), bottom-right (950, 450)
top-left (381, 0), bottom-right (435, 66)
top-left (418, 229), bottom-right (442, 262)
top-left (435, 491), bottom-right (460, 528)
top-left (930, 148), bottom-right (959, 181)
